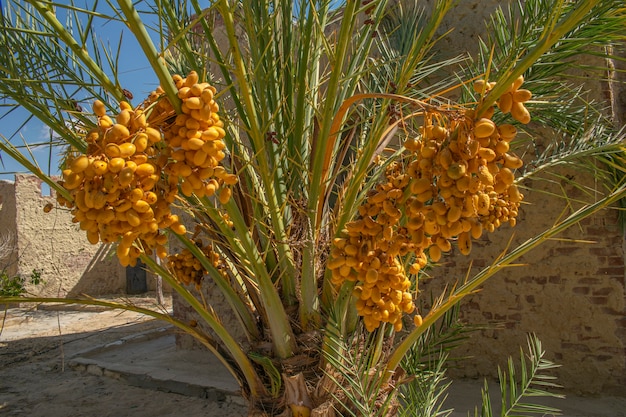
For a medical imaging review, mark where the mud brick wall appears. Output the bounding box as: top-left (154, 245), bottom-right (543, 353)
top-left (0, 179), bottom-right (18, 278)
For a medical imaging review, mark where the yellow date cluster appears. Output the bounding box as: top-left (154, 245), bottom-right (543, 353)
top-left (157, 72), bottom-right (237, 202)
top-left (55, 71), bottom-right (235, 267)
top-left (328, 77), bottom-right (529, 332)
top-left (475, 75), bottom-right (532, 124)
top-left (328, 161), bottom-right (417, 333)
top-left (167, 240), bottom-right (226, 288)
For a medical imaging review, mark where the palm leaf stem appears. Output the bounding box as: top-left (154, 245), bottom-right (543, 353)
top-left (307, 0), bottom-right (361, 221)
top-left (292, 0), bottom-right (325, 179)
top-left (225, 158), bottom-right (279, 280)
top-left (195, 193), bottom-right (276, 302)
top-left (216, 0), bottom-right (299, 311)
top-left (220, 195), bottom-right (297, 359)
top-left (215, 0), bottom-right (263, 153)
top-left (175, 233), bottom-right (261, 342)
top-left (299, 202), bottom-right (320, 329)
top-left (193, 193), bottom-right (267, 313)
top-left (250, 2), bottom-right (302, 300)
top-left (321, 280), bottom-right (356, 367)
top-left (189, 1), bottom-right (250, 133)
top-left (27, 1), bottom-right (124, 103)
top-left (156, 0), bottom-right (201, 75)
top-left (116, 0), bottom-right (180, 113)
top-left (297, 0), bottom-right (331, 330)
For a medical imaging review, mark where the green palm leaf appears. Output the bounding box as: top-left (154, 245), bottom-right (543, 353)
top-left (475, 334), bottom-right (562, 417)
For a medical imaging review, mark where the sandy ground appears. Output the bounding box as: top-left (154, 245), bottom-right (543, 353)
top-left (0, 296), bottom-right (247, 417)
top-left (2, 296), bottom-right (624, 417)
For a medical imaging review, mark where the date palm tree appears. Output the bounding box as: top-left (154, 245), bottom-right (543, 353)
top-left (1, 0), bottom-right (625, 415)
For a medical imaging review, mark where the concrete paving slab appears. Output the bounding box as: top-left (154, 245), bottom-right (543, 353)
top-left (443, 379), bottom-right (626, 417)
top-left (68, 326), bottom-right (626, 416)
top-left (68, 325), bottom-right (245, 408)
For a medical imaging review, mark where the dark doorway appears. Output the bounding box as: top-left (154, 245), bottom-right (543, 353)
top-left (126, 260), bottom-right (147, 294)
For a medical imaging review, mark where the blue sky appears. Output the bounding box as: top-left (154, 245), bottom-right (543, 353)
top-left (0, 1), bottom-right (161, 181)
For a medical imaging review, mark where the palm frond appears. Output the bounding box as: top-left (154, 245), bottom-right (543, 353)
top-left (518, 122), bottom-right (626, 227)
top-left (378, 0), bottom-right (459, 97)
top-left (475, 334), bottom-right (562, 417)
top-left (520, 121), bottom-right (626, 180)
top-left (398, 351), bottom-right (453, 417)
top-left (469, 0), bottom-right (625, 133)
top-left (322, 316), bottom-right (398, 417)
top-left (0, 1), bottom-right (123, 153)
top-left (397, 303), bottom-right (483, 416)
top-left (430, 304), bottom-right (483, 356)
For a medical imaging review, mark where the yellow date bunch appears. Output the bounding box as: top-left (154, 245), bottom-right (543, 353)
top-left (167, 240), bottom-right (228, 288)
top-left (328, 76), bottom-right (529, 333)
top-left (55, 71), bottom-right (236, 268)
